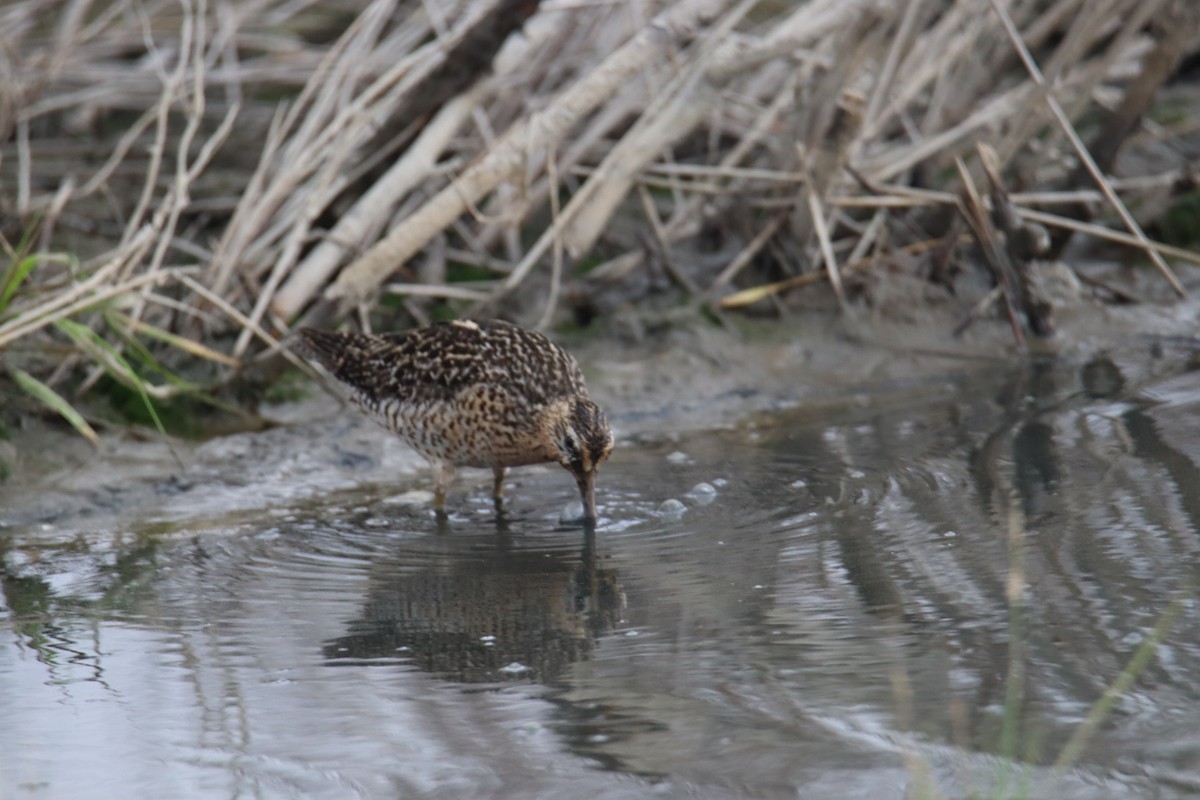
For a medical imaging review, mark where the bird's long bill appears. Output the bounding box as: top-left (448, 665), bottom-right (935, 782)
top-left (576, 470), bottom-right (598, 523)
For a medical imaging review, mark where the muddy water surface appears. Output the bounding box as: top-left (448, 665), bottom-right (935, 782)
top-left (4, 347), bottom-right (1200, 799)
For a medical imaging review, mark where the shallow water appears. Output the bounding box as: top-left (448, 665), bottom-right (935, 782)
top-left (5, 350), bottom-right (1200, 799)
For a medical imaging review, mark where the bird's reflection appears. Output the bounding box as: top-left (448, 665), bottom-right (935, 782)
top-left (323, 525), bottom-right (623, 684)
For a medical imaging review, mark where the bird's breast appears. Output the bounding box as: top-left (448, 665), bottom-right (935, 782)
top-left (359, 388), bottom-right (553, 469)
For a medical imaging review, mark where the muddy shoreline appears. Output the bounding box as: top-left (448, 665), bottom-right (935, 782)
top-left (3, 267), bottom-right (1199, 533)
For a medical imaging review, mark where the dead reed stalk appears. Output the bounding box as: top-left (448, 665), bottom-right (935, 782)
top-left (2, 0), bottom-right (1198, 407)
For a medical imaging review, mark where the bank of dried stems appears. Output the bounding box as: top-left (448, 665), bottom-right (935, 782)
top-left (1, 0), bottom-right (1199, 403)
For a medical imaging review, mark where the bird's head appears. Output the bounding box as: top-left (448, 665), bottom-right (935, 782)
top-left (544, 397), bottom-right (613, 523)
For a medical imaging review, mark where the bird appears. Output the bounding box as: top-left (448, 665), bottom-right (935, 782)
top-left (297, 319), bottom-right (613, 522)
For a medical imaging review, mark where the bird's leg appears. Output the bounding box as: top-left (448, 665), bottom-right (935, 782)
top-left (492, 466), bottom-right (507, 509)
top-left (430, 459), bottom-right (455, 513)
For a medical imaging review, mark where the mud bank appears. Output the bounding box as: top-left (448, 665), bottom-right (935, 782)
top-left (2, 263), bottom-right (1199, 530)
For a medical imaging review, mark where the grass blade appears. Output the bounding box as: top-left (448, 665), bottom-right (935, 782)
top-left (8, 367), bottom-right (103, 448)
top-left (101, 311), bottom-right (251, 419)
top-left (1052, 592), bottom-right (1187, 776)
top-left (54, 318), bottom-right (172, 448)
top-left (106, 311), bottom-right (241, 368)
top-left (0, 254), bottom-right (39, 317)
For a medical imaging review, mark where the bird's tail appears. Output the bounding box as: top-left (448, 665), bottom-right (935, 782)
top-left (296, 328), bottom-right (357, 372)
top-left (298, 327), bottom-right (407, 408)
top-left (298, 327), bottom-right (404, 403)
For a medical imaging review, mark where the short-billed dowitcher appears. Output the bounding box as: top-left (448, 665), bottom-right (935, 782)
top-left (298, 319), bottom-right (613, 522)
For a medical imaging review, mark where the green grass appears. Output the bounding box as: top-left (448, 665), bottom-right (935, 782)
top-left (54, 318), bottom-right (170, 439)
top-left (263, 369), bottom-right (311, 405)
top-left (1150, 189), bottom-right (1200, 249)
top-left (1, 233), bottom-right (247, 443)
top-left (9, 366), bottom-right (102, 447)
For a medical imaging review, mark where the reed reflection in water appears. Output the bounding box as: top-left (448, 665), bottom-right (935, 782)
top-left (4, 345), bottom-right (1200, 798)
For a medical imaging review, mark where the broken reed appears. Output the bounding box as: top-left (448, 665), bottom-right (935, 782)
top-left (2, 0), bottom-right (1199, 415)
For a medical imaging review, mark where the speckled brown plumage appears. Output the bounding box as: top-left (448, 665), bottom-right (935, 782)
top-left (298, 319), bottom-right (613, 521)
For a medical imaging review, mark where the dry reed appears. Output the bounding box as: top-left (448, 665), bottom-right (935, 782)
top-left (2, 0), bottom-right (1199, 407)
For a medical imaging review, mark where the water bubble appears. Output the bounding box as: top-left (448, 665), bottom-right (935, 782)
top-left (656, 498), bottom-right (686, 518)
top-left (686, 482), bottom-right (717, 505)
top-left (559, 500), bottom-right (586, 524)
top-left (666, 451), bottom-right (692, 465)
top-left (516, 722), bottom-right (542, 735)
top-left (383, 490), bottom-right (435, 506)
top-left (498, 662), bottom-right (531, 675)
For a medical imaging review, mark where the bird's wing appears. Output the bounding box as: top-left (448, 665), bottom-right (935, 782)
top-left (301, 320), bottom-right (587, 408)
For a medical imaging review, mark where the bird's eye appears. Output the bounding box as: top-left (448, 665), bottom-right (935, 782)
top-left (561, 435), bottom-right (582, 460)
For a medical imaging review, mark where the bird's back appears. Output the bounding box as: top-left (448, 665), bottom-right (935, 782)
top-left (298, 319), bottom-right (590, 467)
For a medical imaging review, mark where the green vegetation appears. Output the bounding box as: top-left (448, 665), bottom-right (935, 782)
top-left (0, 0), bottom-right (1195, 451)
top-left (1152, 189), bottom-right (1200, 249)
top-left (9, 367), bottom-right (102, 448)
